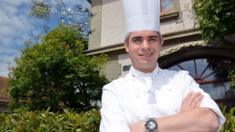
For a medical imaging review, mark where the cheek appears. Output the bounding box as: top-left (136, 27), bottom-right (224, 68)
top-left (127, 46), bottom-right (138, 53)
top-left (154, 45), bottom-right (161, 53)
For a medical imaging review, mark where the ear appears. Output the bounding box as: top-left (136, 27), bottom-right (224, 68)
top-left (124, 42), bottom-right (129, 52)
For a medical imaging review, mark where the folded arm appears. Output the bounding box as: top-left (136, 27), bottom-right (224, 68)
top-left (156, 107), bottom-right (219, 132)
top-left (130, 92), bottom-right (220, 132)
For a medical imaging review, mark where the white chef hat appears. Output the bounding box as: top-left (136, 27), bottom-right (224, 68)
top-left (122, 0), bottom-right (160, 34)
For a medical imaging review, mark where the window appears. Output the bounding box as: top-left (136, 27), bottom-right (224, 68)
top-left (161, 0), bottom-right (175, 13)
top-left (160, 0), bottom-right (179, 21)
top-left (159, 46), bottom-right (235, 106)
top-left (123, 65), bottom-right (131, 72)
top-left (168, 58), bottom-right (234, 102)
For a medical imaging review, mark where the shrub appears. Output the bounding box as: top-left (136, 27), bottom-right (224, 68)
top-left (0, 108), bottom-right (100, 132)
top-left (220, 106), bottom-right (235, 131)
top-left (0, 106), bottom-right (235, 131)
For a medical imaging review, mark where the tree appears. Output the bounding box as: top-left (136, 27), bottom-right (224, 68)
top-left (9, 25), bottom-right (108, 112)
top-left (193, 0), bottom-right (235, 43)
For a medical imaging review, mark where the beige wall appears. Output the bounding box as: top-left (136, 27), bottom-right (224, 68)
top-left (101, 0), bottom-right (126, 47)
top-left (103, 54), bottom-right (122, 80)
top-left (88, 0), bottom-right (102, 50)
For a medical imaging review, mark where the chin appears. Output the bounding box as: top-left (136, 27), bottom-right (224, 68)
top-left (139, 60), bottom-right (154, 65)
top-left (140, 63), bottom-right (155, 68)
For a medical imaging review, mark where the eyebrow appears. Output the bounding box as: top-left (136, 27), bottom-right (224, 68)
top-left (131, 35), bottom-right (159, 39)
top-left (131, 36), bottom-right (142, 39)
top-left (148, 35), bottom-right (159, 39)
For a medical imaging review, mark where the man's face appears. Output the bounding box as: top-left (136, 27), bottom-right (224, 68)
top-left (124, 30), bottom-right (162, 73)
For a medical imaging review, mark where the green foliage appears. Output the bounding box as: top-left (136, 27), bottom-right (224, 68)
top-left (0, 108), bottom-right (100, 132)
top-left (193, 0), bottom-right (235, 42)
top-left (230, 69), bottom-right (235, 89)
top-left (221, 106), bottom-right (235, 131)
top-left (9, 25), bottom-right (108, 112)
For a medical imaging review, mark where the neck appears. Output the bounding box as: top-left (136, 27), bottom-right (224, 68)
top-left (133, 65), bottom-right (157, 73)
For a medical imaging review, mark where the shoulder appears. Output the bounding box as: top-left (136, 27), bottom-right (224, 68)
top-left (159, 69), bottom-right (190, 79)
top-left (158, 69), bottom-right (195, 87)
top-left (101, 75), bottom-right (133, 101)
top-left (103, 75), bottom-right (131, 92)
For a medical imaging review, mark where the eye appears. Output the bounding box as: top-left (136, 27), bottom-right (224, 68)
top-left (149, 36), bottom-right (159, 42)
top-left (149, 38), bottom-right (157, 42)
top-left (132, 37), bottom-right (142, 44)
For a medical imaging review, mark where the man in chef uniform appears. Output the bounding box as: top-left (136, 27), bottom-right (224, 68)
top-left (99, 0), bottom-right (225, 131)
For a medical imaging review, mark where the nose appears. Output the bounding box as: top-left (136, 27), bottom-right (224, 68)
top-left (142, 40), bottom-right (151, 49)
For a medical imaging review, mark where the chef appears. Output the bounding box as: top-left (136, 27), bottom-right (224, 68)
top-left (99, 0), bottom-right (225, 131)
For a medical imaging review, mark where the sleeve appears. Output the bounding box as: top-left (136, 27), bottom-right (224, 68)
top-left (99, 83), bottom-right (130, 132)
top-left (181, 71), bottom-right (226, 131)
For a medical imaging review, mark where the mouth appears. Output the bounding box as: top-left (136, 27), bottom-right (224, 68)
top-left (138, 52), bottom-right (153, 58)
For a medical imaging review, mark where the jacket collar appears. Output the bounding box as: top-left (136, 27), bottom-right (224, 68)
top-left (128, 64), bottom-right (161, 81)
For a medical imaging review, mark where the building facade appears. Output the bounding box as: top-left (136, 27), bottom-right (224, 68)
top-left (87, 0), bottom-right (235, 104)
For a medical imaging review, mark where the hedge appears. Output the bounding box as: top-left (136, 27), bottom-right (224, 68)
top-left (221, 106), bottom-right (235, 131)
top-left (0, 107), bottom-right (234, 131)
top-left (0, 108), bottom-right (100, 132)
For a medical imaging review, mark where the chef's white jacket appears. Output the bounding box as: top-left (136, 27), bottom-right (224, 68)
top-left (100, 66), bottom-right (225, 132)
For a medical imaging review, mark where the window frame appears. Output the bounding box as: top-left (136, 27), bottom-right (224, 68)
top-left (160, 0), bottom-right (180, 21)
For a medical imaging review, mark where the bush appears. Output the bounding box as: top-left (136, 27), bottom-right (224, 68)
top-left (220, 106), bottom-right (235, 131)
top-left (1, 106), bottom-right (234, 131)
top-left (230, 69), bottom-right (235, 89)
top-left (0, 108), bottom-right (100, 132)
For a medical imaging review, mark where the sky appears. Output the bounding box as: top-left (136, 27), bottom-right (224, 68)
top-left (0, 0), bottom-right (90, 77)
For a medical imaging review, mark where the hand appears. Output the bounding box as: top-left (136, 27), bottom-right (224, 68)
top-left (180, 91), bottom-right (204, 112)
top-left (129, 120), bottom-right (146, 132)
